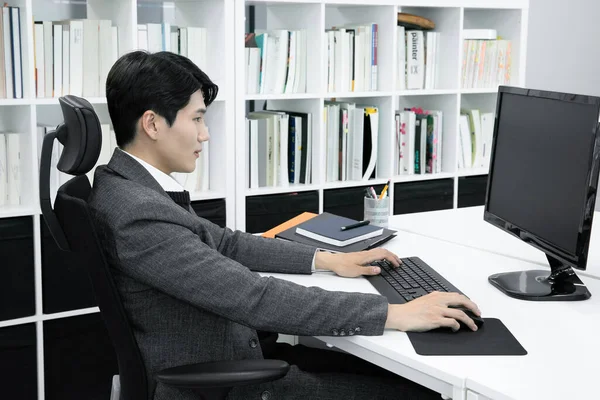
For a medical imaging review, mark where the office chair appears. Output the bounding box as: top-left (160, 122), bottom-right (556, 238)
top-left (38, 95), bottom-right (290, 400)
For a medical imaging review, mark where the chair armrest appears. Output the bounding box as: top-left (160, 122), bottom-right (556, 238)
top-left (154, 359), bottom-right (290, 389)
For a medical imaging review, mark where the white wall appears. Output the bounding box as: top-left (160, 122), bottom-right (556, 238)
top-left (526, 0), bottom-right (600, 210)
top-left (526, 0), bottom-right (600, 96)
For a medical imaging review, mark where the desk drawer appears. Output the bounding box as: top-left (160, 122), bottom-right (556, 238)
top-left (393, 179), bottom-right (454, 215)
top-left (246, 191), bottom-right (319, 233)
top-left (458, 175), bottom-right (488, 208)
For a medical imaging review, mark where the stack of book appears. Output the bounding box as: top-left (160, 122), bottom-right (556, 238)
top-left (263, 211), bottom-right (397, 253)
top-left (34, 19), bottom-right (119, 98)
top-left (461, 29), bottom-right (512, 89)
top-left (0, 132), bottom-right (21, 206)
top-left (325, 23), bottom-right (378, 92)
top-left (245, 30), bottom-right (307, 95)
top-left (1, 4), bottom-right (23, 99)
top-left (395, 107), bottom-right (443, 175)
top-left (245, 109), bottom-right (313, 189)
top-left (324, 102), bottom-right (379, 182)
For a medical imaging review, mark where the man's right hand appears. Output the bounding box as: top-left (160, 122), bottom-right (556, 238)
top-left (385, 292), bottom-right (481, 332)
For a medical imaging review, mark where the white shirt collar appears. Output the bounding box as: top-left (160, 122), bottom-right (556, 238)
top-left (122, 150), bottom-right (185, 192)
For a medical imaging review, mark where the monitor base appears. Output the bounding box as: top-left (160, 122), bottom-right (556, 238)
top-left (488, 255), bottom-right (591, 301)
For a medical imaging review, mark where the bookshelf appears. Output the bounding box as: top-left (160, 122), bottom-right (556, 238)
top-left (235, 0), bottom-right (529, 232)
top-left (0, 0), bottom-right (235, 399)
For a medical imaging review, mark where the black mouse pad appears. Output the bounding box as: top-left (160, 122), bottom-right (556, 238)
top-left (406, 318), bottom-right (527, 356)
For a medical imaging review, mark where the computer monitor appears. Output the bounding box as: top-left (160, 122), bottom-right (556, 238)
top-left (483, 86), bottom-right (600, 301)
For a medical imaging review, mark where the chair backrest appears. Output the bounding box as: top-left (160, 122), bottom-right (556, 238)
top-left (39, 96), bottom-right (149, 400)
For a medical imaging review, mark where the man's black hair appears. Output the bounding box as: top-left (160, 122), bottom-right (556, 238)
top-left (106, 50), bottom-right (219, 148)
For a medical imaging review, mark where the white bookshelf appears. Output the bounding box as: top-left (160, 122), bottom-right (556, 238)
top-left (235, 0), bottom-right (529, 231)
top-left (0, 1), bottom-right (235, 399)
top-left (0, 0), bottom-right (235, 224)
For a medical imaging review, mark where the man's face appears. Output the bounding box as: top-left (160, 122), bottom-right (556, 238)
top-left (156, 90), bottom-right (209, 174)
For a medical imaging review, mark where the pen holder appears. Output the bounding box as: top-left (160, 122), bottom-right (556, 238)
top-left (364, 196), bottom-right (390, 228)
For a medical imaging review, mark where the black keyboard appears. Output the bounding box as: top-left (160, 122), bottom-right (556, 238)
top-left (366, 257), bottom-right (464, 304)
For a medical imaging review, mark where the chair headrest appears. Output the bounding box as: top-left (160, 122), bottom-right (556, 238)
top-left (56, 95), bottom-right (103, 175)
top-left (39, 95), bottom-right (103, 251)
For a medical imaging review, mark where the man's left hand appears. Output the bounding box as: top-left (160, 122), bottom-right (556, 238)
top-left (314, 248), bottom-right (402, 278)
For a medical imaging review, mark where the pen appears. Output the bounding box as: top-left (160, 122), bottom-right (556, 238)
top-left (369, 187), bottom-right (377, 199)
top-left (340, 220), bottom-right (370, 231)
top-left (379, 179), bottom-right (390, 200)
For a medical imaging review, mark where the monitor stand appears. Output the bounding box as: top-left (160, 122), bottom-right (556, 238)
top-left (488, 254), bottom-right (591, 301)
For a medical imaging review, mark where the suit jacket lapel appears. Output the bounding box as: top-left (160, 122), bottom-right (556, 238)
top-left (107, 147), bottom-right (170, 200)
top-left (106, 148), bottom-right (195, 214)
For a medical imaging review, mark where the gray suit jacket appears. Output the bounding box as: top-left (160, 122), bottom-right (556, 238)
top-left (88, 148), bottom-right (388, 399)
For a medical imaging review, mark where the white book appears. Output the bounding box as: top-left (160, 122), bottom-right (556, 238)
top-left (2, 8), bottom-right (13, 98)
top-left (247, 48), bottom-right (260, 94)
top-left (481, 112), bottom-right (495, 168)
top-left (397, 26), bottom-right (406, 90)
top-left (53, 24), bottom-right (63, 97)
top-left (292, 116), bottom-right (302, 184)
top-left (424, 32), bottom-right (434, 90)
top-left (434, 111), bottom-right (443, 173)
top-left (351, 106), bottom-right (364, 180)
top-left (137, 24), bottom-right (148, 51)
top-left (69, 20), bottom-right (84, 97)
top-left (83, 19), bottom-right (99, 97)
top-left (295, 30), bottom-right (305, 93)
top-left (326, 31), bottom-right (334, 92)
top-left (34, 23), bottom-right (45, 98)
top-left (278, 114), bottom-right (289, 187)
top-left (271, 30), bottom-right (289, 94)
top-left (406, 111), bottom-right (416, 175)
top-left (5, 133), bottom-right (20, 205)
top-left (146, 23), bottom-right (162, 53)
top-left (406, 30), bottom-right (424, 90)
top-left (111, 27), bottom-right (118, 61)
top-left (170, 31), bottom-right (178, 55)
top-left (62, 26), bottom-right (70, 95)
top-left (459, 114), bottom-right (472, 168)
top-left (43, 21), bottom-right (53, 97)
top-left (248, 119), bottom-right (259, 189)
top-left (0, 9), bottom-right (6, 98)
top-left (284, 31), bottom-right (296, 94)
top-left (370, 23), bottom-right (377, 91)
top-left (98, 20), bottom-right (112, 97)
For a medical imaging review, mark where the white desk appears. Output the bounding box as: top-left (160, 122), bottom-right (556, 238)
top-left (265, 230), bottom-right (600, 400)
top-left (389, 206), bottom-right (600, 280)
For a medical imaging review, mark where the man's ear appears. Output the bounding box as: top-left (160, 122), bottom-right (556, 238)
top-left (140, 110), bottom-right (160, 141)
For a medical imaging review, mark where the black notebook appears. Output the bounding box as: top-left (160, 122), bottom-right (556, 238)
top-left (275, 212), bottom-right (397, 253)
top-left (295, 212), bottom-right (384, 246)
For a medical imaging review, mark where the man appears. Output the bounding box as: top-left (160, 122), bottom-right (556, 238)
top-left (88, 50), bottom-right (481, 400)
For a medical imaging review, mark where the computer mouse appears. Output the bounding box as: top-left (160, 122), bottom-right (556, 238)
top-left (449, 306), bottom-right (484, 331)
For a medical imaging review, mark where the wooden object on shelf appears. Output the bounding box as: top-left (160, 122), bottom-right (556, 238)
top-left (397, 13), bottom-right (435, 30)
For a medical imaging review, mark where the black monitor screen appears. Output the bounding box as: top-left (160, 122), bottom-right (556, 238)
top-left (487, 92), bottom-right (598, 254)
